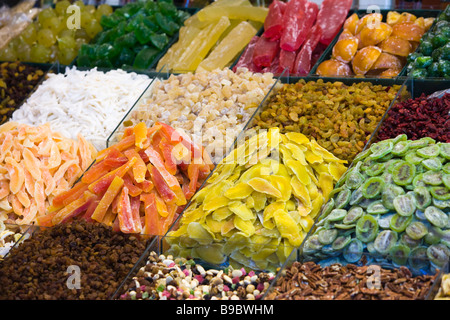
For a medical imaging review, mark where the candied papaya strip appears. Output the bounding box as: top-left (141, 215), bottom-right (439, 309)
top-left (101, 209), bottom-right (116, 227)
top-left (117, 186), bottom-right (142, 234)
top-left (51, 197), bottom-right (91, 226)
top-left (145, 147), bottom-right (181, 190)
top-left (123, 174), bottom-right (143, 197)
top-left (130, 195), bottom-right (141, 231)
top-left (187, 163), bottom-right (200, 200)
top-left (82, 196), bottom-right (100, 222)
top-left (149, 164), bottom-right (177, 204)
top-left (91, 176), bottom-right (124, 223)
top-left (160, 203), bottom-right (178, 235)
top-left (133, 122), bottom-right (148, 149)
top-left (88, 157), bottom-right (137, 195)
top-left (95, 134), bottom-right (136, 162)
top-left (159, 137), bottom-right (177, 175)
top-left (51, 181), bottom-right (89, 208)
top-left (35, 211), bottom-right (57, 227)
top-left (141, 192), bottom-right (160, 235)
top-left (124, 148), bottom-right (147, 183)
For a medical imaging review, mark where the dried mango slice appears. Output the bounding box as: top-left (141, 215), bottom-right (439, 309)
top-left (229, 201), bottom-right (254, 221)
top-left (234, 216), bottom-right (256, 237)
top-left (273, 209), bottom-right (302, 246)
top-left (224, 182), bottom-right (254, 199)
top-left (247, 177), bottom-right (282, 198)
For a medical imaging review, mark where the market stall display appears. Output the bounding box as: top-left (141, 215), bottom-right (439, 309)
top-left (407, 6), bottom-right (450, 78)
top-left (316, 11), bottom-right (434, 77)
top-left (251, 79), bottom-right (405, 163)
top-left (156, 0), bottom-right (266, 73)
top-left (232, 0), bottom-right (353, 75)
top-left (265, 260), bottom-right (438, 300)
top-left (115, 67), bottom-right (277, 163)
top-left (0, 220), bottom-right (151, 300)
top-left (77, 0), bottom-right (190, 70)
top-left (118, 251), bottom-right (275, 300)
top-left (41, 122), bottom-right (213, 236)
top-left (166, 128), bottom-right (348, 271)
top-left (0, 2), bottom-right (113, 65)
top-left (11, 66), bottom-right (153, 150)
top-left (0, 61), bottom-right (45, 125)
top-left (0, 222), bottom-right (27, 259)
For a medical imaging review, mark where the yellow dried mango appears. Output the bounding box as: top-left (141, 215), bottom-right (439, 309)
top-left (224, 182), bottom-right (254, 199)
top-left (247, 177), bottom-right (283, 198)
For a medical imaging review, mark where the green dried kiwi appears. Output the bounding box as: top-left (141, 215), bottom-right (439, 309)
top-left (343, 206), bottom-right (363, 224)
top-left (326, 208), bottom-right (347, 222)
top-left (409, 137), bottom-right (435, 149)
top-left (415, 164), bottom-right (425, 174)
top-left (361, 177), bottom-right (384, 199)
top-left (378, 213), bottom-right (395, 229)
top-left (329, 187), bottom-right (344, 200)
top-left (392, 134), bottom-right (408, 144)
top-left (392, 140), bottom-right (410, 156)
top-left (443, 174), bottom-right (450, 189)
top-left (319, 198), bottom-right (335, 220)
top-left (349, 187), bottom-right (364, 206)
top-left (382, 184), bottom-right (405, 210)
top-left (432, 198), bottom-right (450, 210)
top-left (405, 221), bottom-right (428, 240)
top-left (358, 198), bottom-right (373, 209)
top-left (335, 188), bottom-right (351, 209)
top-left (334, 223), bottom-right (356, 230)
top-left (427, 244), bottom-right (450, 268)
top-left (345, 171), bottom-right (365, 189)
top-left (439, 143), bottom-right (450, 160)
top-left (439, 229), bottom-right (450, 248)
top-left (390, 214), bottom-right (413, 232)
top-left (412, 173), bottom-right (426, 188)
top-left (381, 172), bottom-right (393, 184)
top-left (430, 186), bottom-right (450, 201)
top-left (379, 152), bottom-right (394, 162)
top-left (415, 209), bottom-right (426, 221)
top-left (424, 226), bottom-right (442, 246)
top-left (389, 244), bottom-right (411, 266)
top-left (374, 230), bottom-right (398, 254)
top-left (422, 170), bottom-right (443, 186)
top-left (356, 214), bottom-right (379, 243)
top-left (413, 186), bottom-right (431, 210)
top-left (393, 194), bottom-right (416, 216)
top-left (386, 159), bottom-right (404, 173)
top-left (404, 151), bottom-right (423, 165)
top-left (408, 246), bottom-right (429, 270)
top-left (343, 238), bottom-right (364, 263)
top-left (416, 145), bottom-right (440, 158)
top-left (400, 233), bottom-right (422, 249)
top-left (370, 141), bottom-right (393, 160)
top-left (304, 235), bottom-right (323, 251)
top-left (367, 200), bottom-right (389, 214)
top-left (424, 206), bottom-right (448, 228)
top-left (422, 157), bottom-right (442, 171)
top-left (366, 162), bottom-right (385, 177)
top-left (353, 148), bottom-right (372, 163)
top-left (318, 228), bottom-right (338, 245)
top-left (366, 241), bottom-right (377, 254)
top-left (443, 162), bottom-right (450, 174)
top-left (392, 161), bottom-right (416, 186)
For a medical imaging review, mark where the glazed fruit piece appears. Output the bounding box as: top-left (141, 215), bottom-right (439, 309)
top-left (354, 13), bottom-right (383, 35)
top-left (332, 36), bottom-right (359, 63)
top-left (316, 59), bottom-right (353, 76)
top-left (392, 22), bottom-right (425, 42)
top-left (343, 13), bottom-right (359, 35)
top-left (360, 22), bottom-right (393, 47)
top-left (371, 52), bottom-right (403, 70)
top-left (352, 46), bottom-right (382, 75)
top-left (380, 36), bottom-right (412, 57)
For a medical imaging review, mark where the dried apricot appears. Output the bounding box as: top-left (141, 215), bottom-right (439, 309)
top-left (352, 46), bottom-right (382, 75)
top-left (343, 13), bottom-right (359, 35)
top-left (371, 52), bottom-right (403, 70)
top-left (380, 36), bottom-right (412, 57)
top-left (316, 59), bottom-right (353, 77)
top-left (332, 37), bottom-right (359, 63)
top-left (360, 22), bottom-right (393, 46)
top-left (392, 22), bottom-right (425, 42)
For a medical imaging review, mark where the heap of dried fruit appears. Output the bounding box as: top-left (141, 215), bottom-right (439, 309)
top-left (316, 11), bottom-right (434, 77)
top-left (377, 93), bottom-right (450, 143)
top-left (435, 273), bottom-right (450, 300)
top-left (42, 122), bottom-right (213, 235)
top-left (166, 127), bottom-right (347, 271)
top-left (252, 79), bottom-right (404, 163)
top-left (265, 260), bottom-right (437, 300)
top-left (303, 136), bottom-right (450, 274)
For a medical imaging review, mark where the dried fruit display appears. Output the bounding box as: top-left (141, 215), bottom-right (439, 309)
top-left (118, 252), bottom-right (275, 300)
top-left (0, 220), bottom-right (150, 300)
top-left (0, 121), bottom-right (96, 226)
top-left (42, 122), bottom-right (213, 235)
top-left (435, 273), bottom-right (450, 300)
top-left (233, 0), bottom-right (352, 76)
top-left (377, 93), bottom-right (450, 143)
top-left (0, 222), bottom-right (26, 259)
top-left (316, 11), bottom-right (434, 77)
top-left (303, 136), bottom-right (450, 275)
top-left (252, 79), bottom-right (404, 163)
top-left (166, 128), bottom-right (347, 271)
top-left (265, 260), bottom-right (437, 300)
top-left (407, 6), bottom-right (450, 78)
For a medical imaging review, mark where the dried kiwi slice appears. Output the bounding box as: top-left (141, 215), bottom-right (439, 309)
top-left (345, 171), bottom-right (365, 189)
top-left (443, 162), bottom-right (450, 174)
top-left (404, 151), bottom-right (423, 165)
top-left (409, 137), bottom-right (435, 149)
top-left (320, 198), bottom-right (335, 220)
top-left (349, 187), bottom-right (364, 206)
top-left (417, 145), bottom-right (440, 158)
top-left (393, 194), bottom-right (416, 216)
top-left (382, 172), bottom-right (394, 184)
top-left (378, 213), bottom-right (395, 229)
top-left (353, 148), bottom-right (372, 163)
top-left (400, 233), bottom-right (422, 249)
top-left (412, 173), bottom-right (426, 188)
top-left (390, 214), bottom-right (413, 232)
top-left (318, 229), bottom-right (338, 245)
top-left (334, 223), bottom-right (356, 230)
top-left (424, 226), bottom-right (443, 246)
top-left (374, 230), bottom-right (398, 254)
top-left (432, 198), bottom-right (450, 210)
top-left (392, 161), bottom-right (416, 186)
top-left (356, 214), bottom-right (379, 243)
top-left (327, 209), bottom-right (347, 222)
top-left (413, 186), bottom-right (431, 209)
top-left (370, 141), bottom-right (393, 160)
top-left (405, 221), bottom-right (428, 240)
top-left (427, 244), bottom-right (450, 268)
top-left (389, 244), bottom-right (411, 266)
top-left (335, 188), bottom-right (351, 209)
top-left (382, 184), bottom-right (405, 210)
top-left (443, 174), bottom-right (450, 189)
top-left (343, 238), bottom-right (363, 263)
top-left (392, 140), bottom-right (410, 156)
top-left (430, 186), bottom-right (450, 200)
top-left (367, 200), bottom-right (389, 214)
top-left (361, 177), bottom-right (384, 199)
top-left (439, 143), bottom-right (450, 160)
top-left (387, 159), bottom-right (403, 173)
top-left (366, 162), bottom-right (385, 177)
top-left (392, 134), bottom-right (407, 144)
top-left (304, 235), bottom-right (323, 251)
top-left (422, 170), bottom-right (443, 185)
top-left (424, 206), bottom-right (448, 228)
top-left (440, 229), bottom-right (450, 247)
top-left (343, 206), bottom-right (363, 224)
top-left (415, 209), bottom-right (426, 221)
top-left (408, 246), bottom-right (429, 270)
top-left (422, 157), bottom-right (442, 171)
